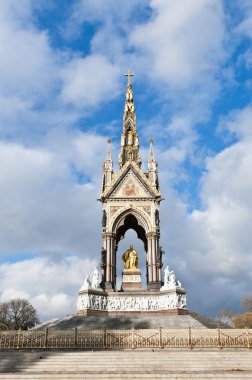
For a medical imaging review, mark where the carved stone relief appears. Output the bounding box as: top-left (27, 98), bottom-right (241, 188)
top-left (77, 291), bottom-right (187, 312)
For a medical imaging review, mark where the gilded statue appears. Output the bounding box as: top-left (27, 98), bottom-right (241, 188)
top-left (122, 245), bottom-right (138, 270)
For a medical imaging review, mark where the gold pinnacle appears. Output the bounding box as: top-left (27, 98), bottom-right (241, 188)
top-left (107, 137), bottom-right (111, 143)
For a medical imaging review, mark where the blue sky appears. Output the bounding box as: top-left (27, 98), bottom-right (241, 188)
top-left (0, 0), bottom-right (252, 320)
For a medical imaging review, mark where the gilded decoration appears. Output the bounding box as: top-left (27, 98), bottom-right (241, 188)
top-left (122, 245), bottom-right (139, 270)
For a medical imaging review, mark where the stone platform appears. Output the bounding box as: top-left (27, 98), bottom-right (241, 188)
top-left (33, 313), bottom-right (231, 330)
top-left (76, 287), bottom-right (188, 317)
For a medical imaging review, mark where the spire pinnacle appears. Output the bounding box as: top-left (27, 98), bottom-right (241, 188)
top-left (148, 137), bottom-right (159, 188)
top-left (106, 137), bottom-right (111, 160)
top-left (149, 137), bottom-right (155, 162)
top-left (119, 72), bottom-right (141, 168)
top-left (124, 70), bottom-right (135, 121)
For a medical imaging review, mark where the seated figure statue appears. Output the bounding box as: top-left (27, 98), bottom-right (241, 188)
top-left (122, 245), bottom-right (138, 270)
top-left (80, 268), bottom-right (101, 290)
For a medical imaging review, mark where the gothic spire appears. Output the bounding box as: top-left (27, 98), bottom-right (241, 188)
top-left (123, 70), bottom-right (136, 124)
top-left (102, 137), bottom-right (113, 191)
top-left (148, 138), bottom-right (159, 189)
top-left (119, 71), bottom-right (141, 168)
top-left (148, 137), bottom-right (155, 163)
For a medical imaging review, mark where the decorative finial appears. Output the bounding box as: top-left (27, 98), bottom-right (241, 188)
top-left (106, 137), bottom-right (112, 161)
top-left (148, 137), bottom-right (155, 165)
top-left (124, 70), bottom-right (134, 85)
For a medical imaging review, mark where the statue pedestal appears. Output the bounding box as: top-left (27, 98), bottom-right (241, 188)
top-left (121, 269), bottom-right (143, 291)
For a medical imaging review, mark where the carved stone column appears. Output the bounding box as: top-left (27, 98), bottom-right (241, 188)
top-left (146, 232), bottom-right (162, 290)
top-left (102, 233), bottom-right (116, 291)
top-left (146, 235), bottom-right (153, 285)
top-left (111, 240), bottom-right (117, 289)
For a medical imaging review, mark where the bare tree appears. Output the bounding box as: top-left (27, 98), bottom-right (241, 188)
top-left (217, 308), bottom-right (234, 325)
top-left (0, 298), bottom-right (40, 330)
top-left (242, 296), bottom-right (252, 312)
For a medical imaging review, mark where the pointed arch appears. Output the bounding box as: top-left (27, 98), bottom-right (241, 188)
top-left (112, 206), bottom-right (150, 234)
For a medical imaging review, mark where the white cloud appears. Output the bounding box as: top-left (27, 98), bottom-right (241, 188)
top-left (0, 256), bottom-right (96, 320)
top-left (130, 0), bottom-right (225, 87)
top-left (0, 0), bottom-right (127, 141)
top-left (146, 102), bottom-right (252, 315)
top-left (0, 1), bottom-right (58, 103)
top-left (0, 133), bottom-right (106, 255)
top-left (70, 0), bottom-right (145, 32)
top-left (236, 0), bottom-right (252, 39)
top-left (60, 54), bottom-right (120, 108)
top-left (199, 139), bottom-right (252, 259)
top-left (218, 105), bottom-right (252, 139)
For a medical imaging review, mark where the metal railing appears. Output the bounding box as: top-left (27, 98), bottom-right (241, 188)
top-left (0, 328), bottom-right (251, 350)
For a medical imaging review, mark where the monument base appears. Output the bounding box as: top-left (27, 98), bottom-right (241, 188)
top-left (121, 269), bottom-right (143, 291)
top-left (76, 288), bottom-right (188, 317)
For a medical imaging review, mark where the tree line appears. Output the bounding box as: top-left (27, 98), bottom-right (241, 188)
top-left (218, 296), bottom-right (252, 328)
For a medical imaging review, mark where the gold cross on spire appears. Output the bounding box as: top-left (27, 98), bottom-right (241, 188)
top-left (124, 70), bottom-right (134, 85)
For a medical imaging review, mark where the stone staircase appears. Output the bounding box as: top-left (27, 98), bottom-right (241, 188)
top-left (0, 350), bottom-right (252, 379)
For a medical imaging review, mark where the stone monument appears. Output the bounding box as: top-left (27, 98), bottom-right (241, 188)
top-left (76, 71), bottom-right (188, 316)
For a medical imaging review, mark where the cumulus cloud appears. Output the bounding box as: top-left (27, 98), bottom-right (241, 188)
top-left (60, 54), bottom-right (121, 108)
top-left (218, 105), bottom-right (252, 139)
top-left (130, 0), bottom-right (225, 87)
top-left (158, 135), bottom-right (252, 314)
top-left (0, 0), bottom-right (127, 141)
top-left (0, 0), bottom-right (58, 103)
top-left (0, 256), bottom-right (96, 320)
top-left (236, 0), bottom-right (252, 39)
top-left (0, 133), bottom-right (106, 256)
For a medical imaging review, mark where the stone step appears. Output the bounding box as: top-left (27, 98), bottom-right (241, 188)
top-left (1, 366), bottom-right (251, 368)
top-left (1, 358), bottom-right (251, 362)
top-left (0, 374), bottom-right (252, 379)
top-left (1, 358), bottom-right (251, 363)
top-left (0, 355), bottom-right (251, 361)
top-left (1, 350), bottom-right (251, 379)
top-left (2, 360), bottom-right (251, 365)
top-left (0, 354), bottom-right (250, 359)
top-left (1, 367), bottom-right (251, 372)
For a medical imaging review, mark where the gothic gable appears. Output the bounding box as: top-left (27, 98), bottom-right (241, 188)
top-left (103, 163), bottom-right (159, 200)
